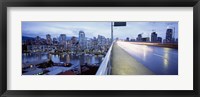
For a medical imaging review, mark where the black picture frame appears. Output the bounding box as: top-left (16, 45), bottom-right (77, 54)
top-left (0, 0), bottom-right (200, 97)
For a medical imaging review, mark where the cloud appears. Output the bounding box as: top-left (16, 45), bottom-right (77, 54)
top-left (22, 21), bottom-right (178, 39)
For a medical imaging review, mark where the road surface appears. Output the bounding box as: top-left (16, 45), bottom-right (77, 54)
top-left (111, 42), bottom-right (154, 75)
top-left (111, 41), bottom-right (178, 75)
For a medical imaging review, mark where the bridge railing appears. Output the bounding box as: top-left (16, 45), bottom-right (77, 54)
top-left (96, 41), bottom-right (114, 75)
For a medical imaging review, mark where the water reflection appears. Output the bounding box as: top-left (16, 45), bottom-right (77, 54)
top-left (22, 53), bottom-right (103, 67)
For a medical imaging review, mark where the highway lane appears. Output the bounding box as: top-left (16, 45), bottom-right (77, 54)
top-left (111, 42), bottom-right (154, 75)
top-left (116, 41), bottom-right (178, 75)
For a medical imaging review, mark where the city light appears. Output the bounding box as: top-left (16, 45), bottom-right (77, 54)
top-left (22, 21), bottom-right (178, 75)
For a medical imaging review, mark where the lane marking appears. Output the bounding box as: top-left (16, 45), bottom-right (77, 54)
top-left (153, 53), bottom-right (169, 60)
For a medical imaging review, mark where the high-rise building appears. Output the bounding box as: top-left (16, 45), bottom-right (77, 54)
top-left (71, 36), bottom-right (77, 44)
top-left (165, 28), bottom-right (173, 43)
top-left (102, 36), bottom-right (106, 45)
top-left (157, 37), bottom-right (162, 43)
top-left (35, 36), bottom-right (41, 45)
top-left (59, 34), bottom-right (67, 45)
top-left (53, 38), bottom-right (58, 45)
top-left (176, 38), bottom-right (178, 43)
top-left (126, 37), bottom-right (130, 41)
top-left (136, 34), bottom-right (142, 42)
top-left (46, 34), bottom-right (52, 45)
top-left (142, 37), bottom-right (150, 42)
top-left (79, 31), bottom-right (86, 49)
top-left (92, 37), bottom-right (98, 49)
top-left (71, 36), bottom-right (79, 52)
top-left (151, 32), bottom-right (157, 42)
top-left (98, 35), bottom-right (106, 46)
top-left (86, 39), bottom-right (92, 49)
top-left (130, 39), bottom-right (136, 42)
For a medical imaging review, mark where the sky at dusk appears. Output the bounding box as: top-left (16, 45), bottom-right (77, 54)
top-left (22, 21), bottom-right (178, 40)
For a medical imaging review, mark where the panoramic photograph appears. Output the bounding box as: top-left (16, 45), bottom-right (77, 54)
top-left (22, 21), bottom-right (178, 75)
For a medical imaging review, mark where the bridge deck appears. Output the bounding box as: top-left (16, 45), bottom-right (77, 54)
top-left (111, 42), bottom-right (154, 75)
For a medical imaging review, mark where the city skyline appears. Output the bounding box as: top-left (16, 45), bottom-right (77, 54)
top-left (22, 21), bottom-right (178, 40)
top-left (22, 21), bottom-right (178, 75)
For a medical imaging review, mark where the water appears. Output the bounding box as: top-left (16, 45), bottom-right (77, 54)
top-left (22, 53), bottom-right (103, 67)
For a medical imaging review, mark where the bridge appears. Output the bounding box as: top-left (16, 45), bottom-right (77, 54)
top-left (96, 41), bottom-right (178, 75)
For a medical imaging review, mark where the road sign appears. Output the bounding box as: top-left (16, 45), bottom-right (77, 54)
top-left (114, 22), bottom-right (126, 26)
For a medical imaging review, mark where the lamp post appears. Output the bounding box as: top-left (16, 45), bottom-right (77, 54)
top-left (111, 22), bottom-right (126, 42)
top-left (111, 22), bottom-right (113, 42)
